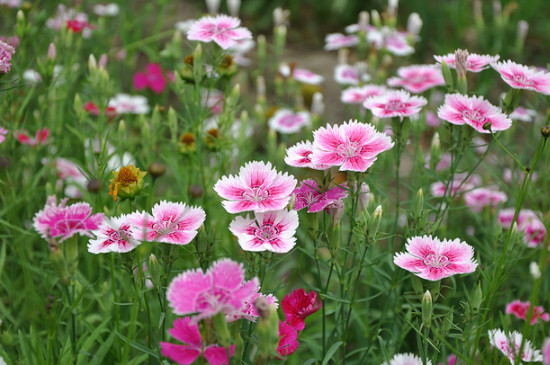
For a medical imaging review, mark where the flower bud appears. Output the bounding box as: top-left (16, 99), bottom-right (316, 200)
top-left (149, 254), bottom-right (161, 287)
top-left (87, 178), bottom-right (102, 193)
top-left (371, 10), bottom-right (381, 27)
top-left (357, 182), bottom-right (370, 214)
top-left (407, 13), bottom-right (423, 38)
top-left (205, 0), bottom-right (220, 15)
top-left (368, 205), bottom-right (383, 241)
top-left (422, 290), bottom-right (433, 327)
top-left (47, 42), bottom-right (56, 61)
top-left (429, 132), bottom-right (441, 171)
top-left (517, 20), bottom-right (529, 45)
top-left (413, 188), bottom-right (424, 218)
top-left (227, 0), bottom-right (241, 16)
top-left (98, 53), bottom-right (108, 69)
top-left (359, 11), bottom-right (369, 30)
top-left (541, 126), bottom-right (550, 139)
top-left (147, 161), bottom-right (166, 179)
top-left (273, 7), bottom-right (290, 27)
top-left (88, 54), bottom-right (97, 72)
top-left (189, 184), bottom-right (204, 198)
top-left (327, 200), bottom-right (345, 227)
top-left (440, 61), bottom-right (454, 90)
top-left (441, 309), bottom-right (454, 336)
top-left (455, 48), bottom-right (469, 79)
top-left (529, 261), bottom-right (541, 279)
top-left (470, 283), bottom-right (482, 313)
top-left (388, 0), bottom-right (399, 17)
top-left (311, 92), bottom-right (324, 116)
top-left (254, 297), bottom-right (280, 356)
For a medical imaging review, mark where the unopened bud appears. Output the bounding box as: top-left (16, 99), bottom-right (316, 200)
top-left (407, 13), bottom-right (423, 37)
top-left (368, 205), bottom-right (383, 241)
top-left (88, 54), bottom-right (97, 71)
top-left (359, 11), bottom-right (369, 30)
top-left (357, 182), bottom-right (370, 213)
top-left (540, 126), bottom-right (550, 138)
top-left (492, 0), bottom-right (502, 19)
top-left (227, 0), bottom-right (241, 16)
top-left (337, 48), bottom-right (349, 65)
top-left (118, 119), bottom-right (126, 133)
top-left (470, 283), bottom-right (483, 313)
top-left (371, 10), bottom-right (381, 27)
top-left (422, 290), bottom-right (433, 327)
top-left (149, 254), bottom-right (161, 286)
top-left (311, 92), bottom-right (324, 116)
top-left (430, 132), bottom-right (441, 171)
top-left (529, 261), bottom-right (541, 279)
top-left (413, 188), bottom-right (424, 218)
top-left (47, 42), bottom-right (56, 61)
top-left (98, 53), bottom-right (108, 69)
top-left (147, 161), bottom-right (166, 179)
top-left (440, 61), bottom-right (454, 90)
top-left (189, 184), bottom-right (204, 198)
top-left (327, 200), bottom-right (345, 227)
top-left (273, 7), bottom-right (290, 27)
top-left (411, 275), bottom-right (423, 295)
top-left (254, 298), bottom-right (280, 356)
top-left (517, 20), bottom-right (529, 44)
top-left (388, 0), bottom-right (399, 17)
top-left (205, 0), bottom-right (220, 15)
top-left (87, 178), bottom-right (102, 193)
top-left (17, 10), bottom-right (25, 22)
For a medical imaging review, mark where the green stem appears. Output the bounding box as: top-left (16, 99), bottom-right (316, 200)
top-left (489, 130), bottom-right (527, 171)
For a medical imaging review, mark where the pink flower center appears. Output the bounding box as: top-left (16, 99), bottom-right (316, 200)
top-left (423, 253), bottom-right (450, 268)
top-left (386, 100), bottom-right (406, 111)
top-left (242, 187), bottom-right (269, 202)
top-left (254, 223), bottom-right (278, 241)
top-left (195, 288), bottom-right (230, 311)
top-left (152, 220), bottom-right (180, 235)
top-left (103, 224), bottom-right (132, 248)
top-left (336, 141), bottom-right (361, 158)
top-left (279, 114), bottom-right (301, 127)
top-left (342, 69), bottom-right (358, 80)
top-left (461, 109), bottom-right (486, 124)
top-left (512, 73), bottom-right (534, 87)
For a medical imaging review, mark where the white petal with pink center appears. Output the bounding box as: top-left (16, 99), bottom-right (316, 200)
top-left (88, 215), bottom-right (140, 254)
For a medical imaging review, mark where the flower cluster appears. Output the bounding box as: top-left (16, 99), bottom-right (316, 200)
top-left (498, 209), bottom-right (547, 248)
top-left (505, 300), bottom-right (550, 325)
top-left (0, 40), bottom-right (15, 73)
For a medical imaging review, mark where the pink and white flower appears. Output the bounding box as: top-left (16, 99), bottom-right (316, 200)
top-left (108, 94), bottom-right (150, 114)
top-left (33, 196), bottom-right (104, 242)
top-left (463, 187), bottom-right (507, 212)
top-left (129, 201), bottom-right (205, 245)
top-left (167, 258), bottom-right (259, 321)
top-left (383, 353), bottom-right (429, 365)
top-left (161, 317), bottom-right (235, 365)
top-left (503, 168), bottom-right (537, 184)
top-left (341, 84), bottom-right (386, 104)
top-left (434, 52), bottom-right (499, 73)
top-left (88, 215), bottom-right (140, 254)
top-left (510, 107), bottom-right (537, 122)
top-left (0, 127), bottom-right (7, 144)
top-left (424, 152), bottom-right (452, 171)
top-left (384, 32), bottom-right (415, 56)
top-left (133, 63), bottom-right (167, 94)
top-left (292, 68), bottom-right (324, 85)
top-left (492, 60), bottom-right (550, 95)
top-left (430, 173), bottom-right (481, 198)
top-left (284, 141), bottom-right (330, 170)
top-left (15, 128), bottom-right (50, 146)
top-left (437, 93), bottom-right (512, 133)
top-left (324, 33), bottom-right (359, 50)
top-left (393, 235), bottom-right (478, 281)
top-left (187, 15), bottom-right (252, 50)
top-left (311, 120), bottom-right (393, 172)
top-left (293, 179), bottom-right (348, 213)
top-left (0, 40), bottom-right (15, 73)
top-left (311, 120), bottom-right (394, 172)
top-left (387, 65), bottom-right (445, 93)
top-left (543, 338), bottom-right (550, 365)
top-left (232, 293), bottom-right (279, 322)
top-left (334, 64), bottom-right (370, 86)
top-left (46, 5), bottom-right (92, 38)
top-left (268, 109), bottom-right (311, 134)
top-left (363, 90), bottom-right (427, 119)
top-left (229, 209), bottom-right (298, 253)
top-left (505, 300), bottom-right (550, 325)
top-left (93, 3), bottom-right (119, 16)
top-left (498, 208), bottom-right (547, 248)
top-left (488, 329), bottom-right (542, 362)
top-left (214, 161), bottom-right (297, 214)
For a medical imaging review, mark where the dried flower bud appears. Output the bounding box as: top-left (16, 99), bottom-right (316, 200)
top-left (189, 184), bottom-right (204, 198)
top-left (147, 161), bottom-right (166, 179)
top-left (87, 178), bottom-right (102, 193)
top-left (454, 49), bottom-right (469, 79)
top-left (205, 0), bottom-right (220, 15)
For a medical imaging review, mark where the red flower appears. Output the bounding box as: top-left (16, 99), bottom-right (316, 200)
top-left (281, 289), bottom-right (322, 331)
top-left (277, 321), bottom-right (299, 357)
top-left (66, 19), bottom-right (93, 33)
top-left (84, 101), bottom-right (117, 118)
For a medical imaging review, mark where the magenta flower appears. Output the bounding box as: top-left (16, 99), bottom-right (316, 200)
top-left (230, 293), bottom-right (279, 322)
top-left (15, 128), bottom-right (50, 146)
top-left (385, 32), bottom-right (415, 56)
top-left (277, 321), bottom-right (299, 357)
top-left (464, 187), bottom-right (507, 212)
top-left (213, 161), bottom-right (297, 214)
top-left (393, 235), bottom-right (478, 281)
top-left (324, 33), bottom-right (359, 50)
top-left (0, 127), bottom-right (7, 144)
top-left (167, 259), bottom-right (259, 321)
top-left (268, 109), bottom-right (311, 134)
top-left (488, 329), bottom-right (542, 362)
top-left (311, 120), bottom-right (394, 172)
top-left (434, 52), bottom-right (499, 72)
top-left (388, 65), bottom-right (445, 93)
top-left (341, 84), bottom-right (386, 104)
top-left (284, 141), bottom-right (330, 170)
top-left (363, 90), bottom-right (427, 119)
top-left (334, 64), bottom-right (369, 86)
top-left (498, 209), bottom-right (547, 248)
top-left (383, 353), bottom-right (428, 365)
top-left (187, 15), bottom-right (252, 50)
top-left (33, 195), bottom-right (104, 242)
top-left (133, 63), bottom-right (167, 94)
top-left (281, 288), bottom-right (322, 331)
top-left (437, 93), bottom-right (512, 133)
top-left (129, 201), bottom-right (205, 245)
top-left (88, 215), bottom-right (140, 254)
top-left (492, 60), bottom-right (550, 94)
top-left (505, 300), bottom-right (550, 325)
top-left (0, 40), bottom-right (15, 73)
top-left (293, 179), bottom-right (348, 213)
top-left (510, 106), bottom-right (537, 122)
top-left (543, 338), bottom-right (550, 365)
top-left (160, 317), bottom-right (235, 365)
top-left (292, 68), bottom-right (324, 85)
top-left (229, 209), bottom-right (298, 253)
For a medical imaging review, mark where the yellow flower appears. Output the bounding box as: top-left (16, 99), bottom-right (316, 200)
top-left (109, 165), bottom-right (146, 202)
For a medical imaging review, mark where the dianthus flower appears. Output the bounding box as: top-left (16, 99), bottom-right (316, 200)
top-left (133, 63), bottom-right (167, 94)
top-left (88, 215), bottom-right (140, 254)
top-left (277, 321), bottom-right (299, 357)
top-left (437, 93), bottom-right (512, 133)
top-left (543, 338), bottom-right (550, 365)
top-left (15, 128), bottom-right (50, 146)
top-left (430, 173), bottom-right (481, 198)
top-left (492, 60), bottom-right (550, 94)
top-left (505, 300), bottom-right (550, 325)
top-left (187, 15), bottom-right (252, 50)
top-left (160, 317), bottom-right (235, 365)
top-left (0, 127), bottom-right (7, 144)
top-left (83, 101), bottom-right (117, 118)
top-left (284, 141), bottom-right (330, 170)
top-left (434, 52), bottom-right (499, 72)
top-left (268, 109), bottom-right (311, 134)
top-left (213, 161), bottom-right (296, 214)
top-left (292, 68), bottom-right (324, 85)
top-left (488, 329), bottom-right (542, 362)
top-left (167, 259), bottom-right (259, 321)
top-left (230, 293), bottom-right (278, 322)
top-left (229, 209), bottom-right (298, 253)
top-left (0, 40), bottom-right (15, 73)
top-left (463, 187), bottom-right (507, 212)
top-left (364, 90), bottom-right (427, 119)
top-left (384, 31), bottom-right (415, 56)
top-left (311, 120), bottom-right (394, 172)
top-left (108, 94), bottom-right (150, 114)
top-left (129, 201), bottom-right (205, 245)
top-left (341, 84), bottom-right (386, 104)
top-left (383, 353), bottom-right (430, 365)
top-left (324, 33), bottom-right (359, 50)
top-left (33, 196), bottom-right (104, 242)
top-left (510, 106), bottom-right (537, 122)
top-left (393, 235), bottom-right (478, 281)
top-left (334, 64), bottom-right (369, 86)
top-left (388, 65), bottom-right (445, 93)
top-left (293, 179), bottom-right (348, 213)
top-left (498, 208), bottom-right (547, 248)
top-left (281, 288), bottom-right (322, 331)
